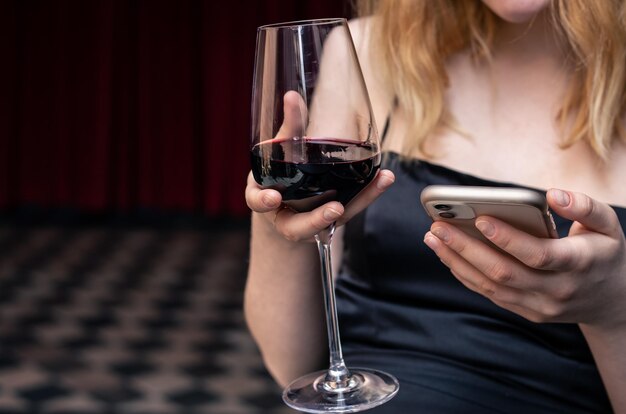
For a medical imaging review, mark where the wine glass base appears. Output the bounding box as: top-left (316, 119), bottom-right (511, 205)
top-left (282, 368), bottom-right (399, 413)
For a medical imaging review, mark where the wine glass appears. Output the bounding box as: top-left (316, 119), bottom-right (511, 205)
top-left (250, 18), bottom-right (399, 413)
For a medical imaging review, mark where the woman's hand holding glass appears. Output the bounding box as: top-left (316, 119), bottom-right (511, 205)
top-left (246, 169), bottom-right (394, 242)
top-left (247, 85), bottom-right (395, 242)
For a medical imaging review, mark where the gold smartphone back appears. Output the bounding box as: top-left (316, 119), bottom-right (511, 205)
top-left (420, 185), bottom-right (558, 240)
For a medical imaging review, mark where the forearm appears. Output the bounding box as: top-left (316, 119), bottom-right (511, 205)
top-left (580, 323), bottom-right (626, 413)
top-left (244, 212), bottom-right (328, 386)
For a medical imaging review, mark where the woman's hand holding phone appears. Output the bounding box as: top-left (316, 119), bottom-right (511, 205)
top-left (423, 188), bottom-right (626, 331)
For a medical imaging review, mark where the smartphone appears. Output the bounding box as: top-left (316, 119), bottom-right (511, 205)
top-left (420, 185), bottom-right (558, 241)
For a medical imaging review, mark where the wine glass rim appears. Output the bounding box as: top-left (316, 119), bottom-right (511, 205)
top-left (258, 18), bottom-right (347, 30)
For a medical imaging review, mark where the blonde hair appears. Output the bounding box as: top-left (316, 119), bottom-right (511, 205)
top-left (357, 0), bottom-right (626, 160)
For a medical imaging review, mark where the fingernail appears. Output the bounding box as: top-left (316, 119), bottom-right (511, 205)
top-left (550, 189), bottom-right (570, 207)
top-left (323, 207), bottom-right (341, 221)
top-left (475, 220), bottom-right (495, 237)
top-left (262, 194), bottom-right (278, 208)
top-left (424, 234), bottom-right (440, 249)
top-left (376, 173), bottom-right (394, 190)
top-left (431, 226), bottom-right (449, 243)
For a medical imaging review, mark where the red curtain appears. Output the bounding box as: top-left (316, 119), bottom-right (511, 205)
top-left (0, 0), bottom-right (350, 217)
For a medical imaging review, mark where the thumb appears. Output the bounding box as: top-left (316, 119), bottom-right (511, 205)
top-left (547, 188), bottom-right (620, 237)
top-left (275, 90), bottom-right (307, 139)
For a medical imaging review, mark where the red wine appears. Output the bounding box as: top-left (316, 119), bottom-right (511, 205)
top-left (250, 137), bottom-right (381, 212)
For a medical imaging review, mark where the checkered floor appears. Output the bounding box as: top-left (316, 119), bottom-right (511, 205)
top-left (0, 221), bottom-right (297, 414)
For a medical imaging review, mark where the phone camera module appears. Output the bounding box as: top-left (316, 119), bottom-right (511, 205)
top-left (438, 211), bottom-right (456, 219)
top-left (434, 204), bottom-right (452, 211)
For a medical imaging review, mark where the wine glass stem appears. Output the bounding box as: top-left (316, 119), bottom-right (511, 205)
top-left (315, 223), bottom-right (351, 389)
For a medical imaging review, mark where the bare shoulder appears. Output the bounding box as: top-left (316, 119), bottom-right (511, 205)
top-left (347, 16), bottom-right (372, 36)
top-left (346, 16), bottom-right (384, 84)
top-left (347, 17), bottom-right (392, 138)
top-left (347, 17), bottom-right (375, 56)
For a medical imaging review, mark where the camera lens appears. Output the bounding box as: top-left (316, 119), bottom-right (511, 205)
top-left (439, 211), bottom-right (456, 219)
top-left (434, 204), bottom-right (452, 211)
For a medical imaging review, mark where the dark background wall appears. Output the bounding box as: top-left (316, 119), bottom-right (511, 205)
top-left (0, 0), bottom-right (352, 218)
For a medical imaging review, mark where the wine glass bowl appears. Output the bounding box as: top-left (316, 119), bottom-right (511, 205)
top-left (251, 18), bottom-right (380, 212)
top-left (250, 18), bottom-right (399, 413)
top-left (249, 136), bottom-right (381, 212)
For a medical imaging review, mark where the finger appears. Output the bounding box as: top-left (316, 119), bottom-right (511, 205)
top-left (547, 188), bottom-right (621, 237)
top-left (276, 91), bottom-right (307, 139)
top-left (474, 216), bottom-right (580, 271)
top-left (489, 296), bottom-right (548, 324)
top-left (428, 222), bottom-right (547, 290)
top-left (337, 169), bottom-right (395, 225)
top-left (424, 232), bottom-right (527, 304)
top-left (424, 233), bottom-right (559, 322)
top-left (275, 201), bottom-right (344, 242)
top-left (451, 265), bottom-right (550, 323)
top-left (245, 171), bottom-right (282, 212)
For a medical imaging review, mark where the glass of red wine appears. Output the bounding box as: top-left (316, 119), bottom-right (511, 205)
top-left (250, 18), bottom-right (399, 413)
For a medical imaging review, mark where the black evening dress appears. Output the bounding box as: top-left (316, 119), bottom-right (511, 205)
top-left (335, 152), bottom-right (617, 413)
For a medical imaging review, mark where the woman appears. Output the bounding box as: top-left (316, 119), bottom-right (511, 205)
top-left (245, 0), bottom-right (626, 412)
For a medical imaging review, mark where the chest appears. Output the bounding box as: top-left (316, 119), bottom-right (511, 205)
top-left (369, 57), bottom-right (626, 208)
